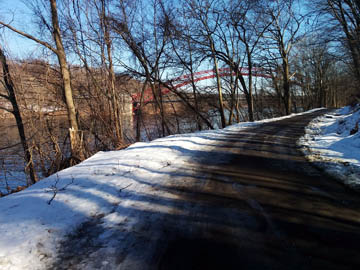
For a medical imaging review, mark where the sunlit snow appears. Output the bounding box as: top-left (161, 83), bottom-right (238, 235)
top-left (299, 104), bottom-right (360, 189)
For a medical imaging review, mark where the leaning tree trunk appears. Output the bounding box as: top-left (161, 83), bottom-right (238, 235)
top-left (50, 0), bottom-right (84, 161)
top-left (0, 47), bottom-right (38, 185)
top-left (237, 72), bottom-right (254, 122)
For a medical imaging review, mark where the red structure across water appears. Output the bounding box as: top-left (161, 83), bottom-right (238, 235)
top-left (131, 67), bottom-right (271, 110)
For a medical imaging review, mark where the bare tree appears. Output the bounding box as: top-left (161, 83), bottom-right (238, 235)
top-left (183, 0), bottom-right (227, 128)
top-left (215, 0), bottom-right (273, 122)
top-left (111, 0), bottom-right (173, 139)
top-left (168, 15), bottom-right (215, 130)
top-left (63, 0), bottom-right (127, 148)
top-left (100, 0), bottom-right (124, 145)
top-left (0, 46), bottom-right (37, 185)
top-left (292, 36), bottom-right (356, 109)
top-left (263, 0), bottom-right (304, 115)
top-left (0, 0), bottom-right (85, 161)
top-left (313, 0), bottom-right (360, 98)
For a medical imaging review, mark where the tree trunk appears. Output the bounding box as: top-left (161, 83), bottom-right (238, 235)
top-left (50, 0), bottom-right (84, 161)
top-left (188, 49), bottom-right (202, 130)
top-left (0, 47), bottom-right (38, 185)
top-left (212, 50), bottom-right (226, 128)
top-left (136, 81), bottom-right (148, 142)
top-left (283, 58), bottom-right (291, 115)
top-left (102, 0), bottom-right (123, 146)
top-left (247, 51), bottom-right (255, 121)
top-left (237, 71), bottom-right (254, 122)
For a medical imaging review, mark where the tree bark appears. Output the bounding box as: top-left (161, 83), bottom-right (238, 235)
top-left (50, 0), bottom-right (84, 160)
top-left (0, 47), bottom-right (38, 185)
top-left (101, 0), bottom-right (123, 146)
top-left (211, 44), bottom-right (226, 128)
top-left (283, 58), bottom-right (291, 115)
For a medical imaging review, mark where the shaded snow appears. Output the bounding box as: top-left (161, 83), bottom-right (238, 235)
top-left (0, 108), bottom-right (325, 270)
top-left (298, 105), bottom-right (360, 190)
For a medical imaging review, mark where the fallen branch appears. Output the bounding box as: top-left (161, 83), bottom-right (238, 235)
top-left (119, 183), bottom-right (132, 192)
top-left (47, 174), bottom-right (74, 205)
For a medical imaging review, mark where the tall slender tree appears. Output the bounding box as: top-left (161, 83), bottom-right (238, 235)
top-left (263, 0), bottom-right (304, 115)
top-left (0, 0), bottom-right (85, 161)
top-left (184, 0), bottom-right (227, 128)
top-left (0, 46), bottom-right (38, 185)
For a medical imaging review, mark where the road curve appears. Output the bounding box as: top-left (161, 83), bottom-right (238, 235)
top-left (53, 110), bottom-right (360, 270)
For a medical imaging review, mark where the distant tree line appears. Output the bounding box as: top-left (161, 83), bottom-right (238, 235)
top-left (0, 0), bottom-right (359, 188)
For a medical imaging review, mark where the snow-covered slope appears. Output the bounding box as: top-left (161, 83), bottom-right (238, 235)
top-left (0, 108), bottom-right (335, 270)
top-left (299, 104), bottom-right (360, 190)
top-left (0, 117), bottom-right (263, 269)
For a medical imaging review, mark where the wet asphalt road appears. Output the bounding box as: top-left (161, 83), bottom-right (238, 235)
top-left (53, 110), bottom-right (360, 270)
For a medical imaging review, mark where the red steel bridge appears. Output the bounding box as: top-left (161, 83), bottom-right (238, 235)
top-left (131, 67), bottom-right (271, 111)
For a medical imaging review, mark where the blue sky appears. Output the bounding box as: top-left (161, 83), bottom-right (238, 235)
top-left (0, 0), bottom-right (42, 58)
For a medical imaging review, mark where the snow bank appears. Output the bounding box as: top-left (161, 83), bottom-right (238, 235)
top-left (298, 104), bottom-right (360, 190)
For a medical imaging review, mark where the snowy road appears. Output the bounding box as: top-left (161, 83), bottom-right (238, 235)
top-left (51, 110), bottom-right (360, 270)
